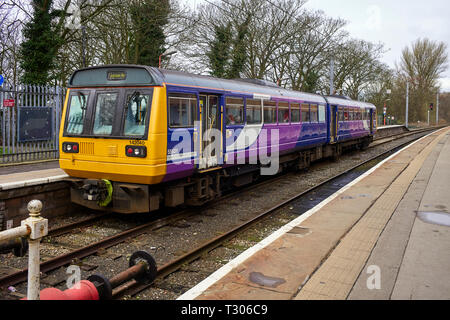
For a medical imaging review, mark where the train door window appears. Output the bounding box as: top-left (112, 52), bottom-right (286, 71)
top-left (338, 107), bottom-right (344, 122)
top-left (318, 105), bottom-right (326, 123)
top-left (362, 109), bottom-right (367, 120)
top-left (226, 97), bottom-right (244, 125)
top-left (168, 94), bottom-right (198, 127)
top-left (246, 99), bottom-right (262, 124)
top-left (291, 103), bottom-right (300, 123)
top-left (66, 92), bottom-right (89, 135)
top-left (310, 105), bottom-right (318, 123)
top-left (278, 101), bottom-right (290, 123)
top-left (93, 92), bottom-right (118, 135)
top-left (264, 101), bottom-right (277, 124)
top-left (301, 104), bottom-right (310, 123)
top-left (124, 92), bottom-right (151, 136)
top-left (344, 107), bottom-right (349, 121)
top-left (358, 109), bottom-right (362, 120)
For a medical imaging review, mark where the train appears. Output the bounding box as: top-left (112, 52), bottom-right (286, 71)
top-left (59, 65), bottom-right (377, 214)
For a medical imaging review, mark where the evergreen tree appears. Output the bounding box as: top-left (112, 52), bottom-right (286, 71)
top-left (130, 0), bottom-right (171, 67)
top-left (208, 15), bottom-right (251, 79)
top-left (207, 23), bottom-right (233, 78)
top-left (20, 0), bottom-right (61, 85)
top-left (226, 16), bottom-right (251, 79)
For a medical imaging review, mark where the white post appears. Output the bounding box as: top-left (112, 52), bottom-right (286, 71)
top-left (436, 92), bottom-right (439, 125)
top-left (21, 200), bottom-right (48, 300)
top-left (427, 110), bottom-right (430, 126)
top-left (329, 57), bottom-right (335, 95)
top-left (405, 82), bottom-right (409, 128)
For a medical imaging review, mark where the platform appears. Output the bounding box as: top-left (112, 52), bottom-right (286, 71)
top-left (179, 127), bottom-right (450, 300)
top-left (0, 167), bottom-right (67, 191)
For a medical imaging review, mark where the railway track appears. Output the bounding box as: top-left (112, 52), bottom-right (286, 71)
top-left (0, 127), bottom-right (441, 299)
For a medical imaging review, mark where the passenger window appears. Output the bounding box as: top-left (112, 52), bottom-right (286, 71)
top-left (93, 92), bottom-right (118, 135)
top-left (124, 92), bottom-right (151, 136)
top-left (338, 107), bottom-right (344, 122)
top-left (226, 97), bottom-right (244, 125)
top-left (291, 103), bottom-right (300, 123)
top-left (246, 99), bottom-right (262, 124)
top-left (264, 101), bottom-right (277, 124)
top-left (169, 94), bottom-right (197, 127)
top-left (344, 108), bottom-right (349, 121)
top-left (66, 92), bottom-right (88, 134)
top-left (301, 104), bottom-right (310, 123)
top-left (310, 105), bottom-right (318, 123)
top-left (278, 102), bottom-right (290, 123)
top-left (318, 105), bottom-right (326, 123)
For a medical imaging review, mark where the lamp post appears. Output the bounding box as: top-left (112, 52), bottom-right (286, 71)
top-left (384, 98), bottom-right (391, 126)
top-left (159, 51), bottom-right (177, 68)
top-left (436, 90), bottom-right (440, 125)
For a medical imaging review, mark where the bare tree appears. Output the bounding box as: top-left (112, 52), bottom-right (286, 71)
top-left (396, 38), bottom-right (448, 122)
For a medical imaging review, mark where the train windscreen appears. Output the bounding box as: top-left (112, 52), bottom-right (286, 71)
top-left (64, 88), bottom-right (153, 139)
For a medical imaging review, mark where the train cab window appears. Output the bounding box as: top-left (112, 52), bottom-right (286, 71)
top-left (66, 92), bottom-right (89, 135)
top-left (301, 104), bottom-right (310, 123)
top-left (124, 93), bottom-right (151, 136)
top-left (344, 108), bottom-right (349, 121)
top-left (291, 103), bottom-right (300, 123)
top-left (318, 105), bottom-right (326, 123)
top-left (226, 97), bottom-right (244, 125)
top-left (338, 107), bottom-right (344, 122)
top-left (246, 99), bottom-right (262, 124)
top-left (264, 101), bottom-right (277, 124)
top-left (93, 92), bottom-right (118, 135)
top-left (310, 105), bottom-right (318, 123)
top-left (278, 101), bottom-right (290, 123)
top-left (169, 94), bottom-right (197, 127)
top-left (362, 109), bottom-right (367, 120)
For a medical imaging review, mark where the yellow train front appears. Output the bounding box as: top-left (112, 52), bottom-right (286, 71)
top-left (60, 65), bottom-right (169, 213)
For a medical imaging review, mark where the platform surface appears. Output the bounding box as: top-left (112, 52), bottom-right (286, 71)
top-left (0, 160), bottom-right (67, 191)
top-left (178, 127), bottom-right (450, 300)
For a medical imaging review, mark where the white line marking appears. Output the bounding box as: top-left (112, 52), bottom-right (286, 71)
top-left (177, 128), bottom-right (445, 300)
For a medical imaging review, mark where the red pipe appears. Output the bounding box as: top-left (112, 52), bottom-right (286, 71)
top-left (22, 280), bottom-right (100, 300)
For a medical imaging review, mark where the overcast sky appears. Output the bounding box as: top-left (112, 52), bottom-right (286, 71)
top-left (184, 0), bottom-right (450, 91)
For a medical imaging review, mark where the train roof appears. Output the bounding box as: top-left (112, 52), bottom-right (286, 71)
top-left (69, 64), bottom-right (375, 109)
top-left (325, 95), bottom-right (376, 110)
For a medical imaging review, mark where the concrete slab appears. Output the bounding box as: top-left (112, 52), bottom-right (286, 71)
top-left (295, 128), bottom-right (448, 300)
top-left (391, 132), bottom-right (450, 300)
top-left (0, 168), bottom-right (68, 190)
top-left (348, 132), bottom-right (447, 300)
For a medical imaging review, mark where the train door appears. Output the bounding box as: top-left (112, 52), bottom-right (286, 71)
top-left (199, 95), bottom-right (222, 169)
top-left (330, 105), bottom-right (338, 143)
top-left (370, 109), bottom-right (375, 134)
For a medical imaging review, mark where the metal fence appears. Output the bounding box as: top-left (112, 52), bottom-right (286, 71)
top-left (0, 83), bottom-right (65, 164)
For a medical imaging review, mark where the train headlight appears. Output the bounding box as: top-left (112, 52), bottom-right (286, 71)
top-left (63, 142), bottom-right (79, 153)
top-left (125, 145), bottom-right (147, 158)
